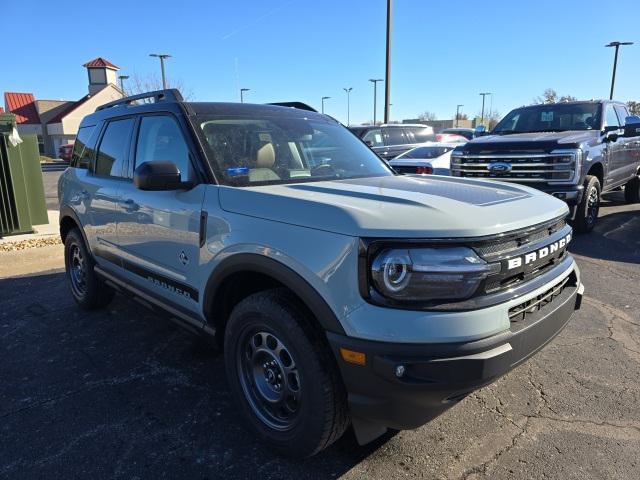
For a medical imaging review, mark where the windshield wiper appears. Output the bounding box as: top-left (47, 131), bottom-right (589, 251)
top-left (493, 130), bottom-right (522, 135)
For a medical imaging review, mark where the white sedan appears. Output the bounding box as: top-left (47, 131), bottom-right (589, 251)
top-left (388, 142), bottom-right (465, 176)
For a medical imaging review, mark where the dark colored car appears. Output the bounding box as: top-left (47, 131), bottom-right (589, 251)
top-left (58, 143), bottom-right (74, 161)
top-left (349, 124), bottom-right (435, 160)
top-left (451, 100), bottom-right (640, 232)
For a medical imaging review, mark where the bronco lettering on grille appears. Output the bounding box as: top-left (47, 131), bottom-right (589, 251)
top-left (507, 233), bottom-right (572, 270)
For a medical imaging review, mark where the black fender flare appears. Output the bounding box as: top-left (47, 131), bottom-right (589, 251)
top-left (59, 206), bottom-right (92, 256)
top-left (202, 253), bottom-right (346, 335)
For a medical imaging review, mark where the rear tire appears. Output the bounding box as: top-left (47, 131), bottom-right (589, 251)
top-left (64, 228), bottom-right (115, 310)
top-left (574, 175), bottom-right (601, 233)
top-left (624, 175), bottom-right (640, 203)
top-left (224, 289), bottom-right (349, 457)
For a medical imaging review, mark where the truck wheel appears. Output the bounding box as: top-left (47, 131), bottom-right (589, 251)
top-left (64, 228), bottom-right (115, 309)
top-left (224, 289), bottom-right (349, 457)
top-left (624, 175), bottom-right (640, 203)
top-left (574, 175), bottom-right (601, 233)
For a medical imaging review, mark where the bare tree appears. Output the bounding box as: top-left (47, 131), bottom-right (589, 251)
top-left (125, 72), bottom-right (194, 100)
top-left (418, 110), bottom-right (437, 121)
top-left (477, 110), bottom-right (502, 130)
top-left (456, 112), bottom-right (469, 120)
top-left (533, 89), bottom-right (577, 105)
top-left (627, 101), bottom-right (640, 116)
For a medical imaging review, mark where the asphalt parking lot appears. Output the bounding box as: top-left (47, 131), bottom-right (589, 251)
top-left (1, 191), bottom-right (639, 479)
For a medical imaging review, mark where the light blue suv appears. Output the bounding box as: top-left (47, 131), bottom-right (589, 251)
top-left (58, 90), bottom-right (583, 457)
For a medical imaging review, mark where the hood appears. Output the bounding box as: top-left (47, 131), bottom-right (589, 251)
top-left (464, 130), bottom-right (598, 153)
top-left (218, 175), bottom-right (568, 238)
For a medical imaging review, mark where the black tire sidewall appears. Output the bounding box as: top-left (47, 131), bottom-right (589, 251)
top-left (224, 295), bottom-right (338, 457)
top-left (624, 175), bottom-right (640, 203)
top-left (575, 176), bottom-right (601, 233)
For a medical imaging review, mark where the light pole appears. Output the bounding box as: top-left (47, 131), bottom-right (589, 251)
top-left (605, 41), bottom-right (633, 100)
top-left (369, 79), bottom-right (383, 124)
top-left (455, 104), bottom-right (464, 127)
top-left (321, 96), bottom-right (331, 114)
top-left (240, 88), bottom-right (250, 103)
top-left (149, 53), bottom-right (172, 89)
top-left (118, 75), bottom-right (129, 94)
top-left (343, 87), bottom-right (353, 125)
top-left (479, 92), bottom-right (491, 125)
top-left (384, 0), bottom-right (392, 123)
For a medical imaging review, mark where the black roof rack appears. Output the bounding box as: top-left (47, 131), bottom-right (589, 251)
top-left (96, 89), bottom-right (184, 111)
top-left (267, 102), bottom-right (317, 112)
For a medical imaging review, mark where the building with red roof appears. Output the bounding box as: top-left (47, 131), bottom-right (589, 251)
top-left (3, 58), bottom-right (124, 156)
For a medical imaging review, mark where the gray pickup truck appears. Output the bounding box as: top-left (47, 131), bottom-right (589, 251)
top-left (58, 90), bottom-right (583, 457)
top-left (451, 100), bottom-right (640, 232)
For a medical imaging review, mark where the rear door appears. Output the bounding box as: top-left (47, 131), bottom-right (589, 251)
top-left (603, 104), bottom-right (626, 187)
top-left (614, 104), bottom-right (639, 182)
top-left (115, 113), bottom-right (206, 314)
top-left (382, 127), bottom-right (410, 159)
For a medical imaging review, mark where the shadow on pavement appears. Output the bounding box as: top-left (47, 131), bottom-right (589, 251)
top-left (0, 271), bottom-right (390, 479)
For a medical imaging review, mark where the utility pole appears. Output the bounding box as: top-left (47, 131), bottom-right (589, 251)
top-left (118, 75), bottom-right (129, 94)
top-left (369, 79), bottom-right (383, 124)
top-left (479, 92), bottom-right (491, 125)
top-left (384, 0), bottom-right (392, 123)
top-left (456, 104), bottom-right (464, 127)
top-left (149, 53), bottom-right (172, 89)
top-left (605, 41), bottom-right (633, 100)
top-left (240, 88), bottom-right (250, 103)
top-left (322, 96), bottom-right (330, 114)
top-left (343, 87), bottom-right (353, 126)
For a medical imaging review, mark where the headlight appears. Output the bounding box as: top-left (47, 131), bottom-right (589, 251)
top-left (370, 247), bottom-right (499, 302)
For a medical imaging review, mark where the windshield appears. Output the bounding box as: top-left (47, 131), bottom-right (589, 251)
top-left (397, 146), bottom-right (454, 159)
top-left (196, 115), bottom-right (393, 186)
top-left (492, 103), bottom-right (602, 134)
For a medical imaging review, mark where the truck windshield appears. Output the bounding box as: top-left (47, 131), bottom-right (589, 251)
top-left (196, 115), bottom-right (393, 186)
top-left (493, 103), bottom-right (602, 134)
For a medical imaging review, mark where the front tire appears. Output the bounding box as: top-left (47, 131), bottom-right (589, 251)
top-left (574, 175), bottom-right (601, 233)
top-left (224, 289), bottom-right (348, 457)
top-left (624, 175), bottom-right (640, 203)
top-left (64, 228), bottom-right (115, 309)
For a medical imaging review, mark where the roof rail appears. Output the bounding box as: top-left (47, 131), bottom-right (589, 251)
top-left (267, 102), bottom-right (317, 112)
top-left (96, 89), bottom-right (184, 111)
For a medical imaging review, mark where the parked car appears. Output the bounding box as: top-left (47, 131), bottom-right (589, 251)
top-left (440, 127), bottom-right (477, 140)
top-left (389, 142), bottom-right (463, 176)
top-left (451, 100), bottom-right (640, 232)
top-left (59, 89), bottom-right (583, 457)
top-left (58, 143), bottom-right (74, 161)
top-left (435, 133), bottom-right (468, 143)
top-left (349, 124), bottom-right (435, 160)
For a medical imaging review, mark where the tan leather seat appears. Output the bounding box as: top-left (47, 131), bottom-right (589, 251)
top-left (249, 142), bottom-right (280, 182)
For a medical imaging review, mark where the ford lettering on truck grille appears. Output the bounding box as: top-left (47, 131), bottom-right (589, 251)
top-left (507, 233), bottom-right (572, 270)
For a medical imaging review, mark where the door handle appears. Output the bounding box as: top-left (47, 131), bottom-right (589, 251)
top-left (121, 198), bottom-right (139, 213)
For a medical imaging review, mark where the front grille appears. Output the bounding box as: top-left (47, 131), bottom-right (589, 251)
top-left (508, 273), bottom-right (574, 324)
top-left (474, 218), bottom-right (566, 258)
top-left (451, 150), bottom-right (579, 183)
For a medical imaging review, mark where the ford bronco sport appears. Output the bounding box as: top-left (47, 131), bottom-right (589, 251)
top-left (451, 100), bottom-right (640, 232)
top-left (59, 90), bottom-right (583, 457)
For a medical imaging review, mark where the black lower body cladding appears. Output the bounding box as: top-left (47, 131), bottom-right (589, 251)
top-left (326, 277), bottom-right (582, 443)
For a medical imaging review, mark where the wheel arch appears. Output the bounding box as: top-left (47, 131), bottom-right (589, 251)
top-left (587, 162), bottom-right (604, 186)
top-left (59, 206), bottom-right (92, 255)
top-left (203, 253), bottom-right (346, 341)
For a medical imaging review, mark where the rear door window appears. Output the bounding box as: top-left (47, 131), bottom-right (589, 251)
top-left (383, 127), bottom-right (406, 145)
top-left (94, 118), bottom-right (135, 177)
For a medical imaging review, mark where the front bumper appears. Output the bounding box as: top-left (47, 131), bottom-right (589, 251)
top-left (535, 184), bottom-right (584, 206)
top-left (327, 277), bottom-right (583, 441)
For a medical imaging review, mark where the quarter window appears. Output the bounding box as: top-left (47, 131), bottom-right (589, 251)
top-left (71, 126), bottom-right (96, 169)
top-left (135, 116), bottom-right (191, 181)
top-left (95, 119), bottom-right (134, 177)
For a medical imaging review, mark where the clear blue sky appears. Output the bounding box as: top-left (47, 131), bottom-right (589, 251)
top-left (3, 0), bottom-right (639, 125)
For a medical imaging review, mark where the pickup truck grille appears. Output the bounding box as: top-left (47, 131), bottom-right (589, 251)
top-left (450, 150), bottom-right (579, 183)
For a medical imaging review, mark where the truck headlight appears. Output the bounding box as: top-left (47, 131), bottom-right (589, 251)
top-left (370, 247), bottom-right (499, 302)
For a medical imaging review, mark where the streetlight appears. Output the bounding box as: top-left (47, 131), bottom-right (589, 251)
top-left (605, 41), bottom-right (633, 100)
top-left (455, 104), bottom-right (464, 127)
top-left (369, 79), bottom-right (383, 124)
top-left (240, 88), bottom-right (250, 103)
top-left (343, 87), bottom-right (353, 126)
top-left (479, 92), bottom-right (491, 125)
top-left (321, 96), bottom-right (331, 114)
top-left (149, 53), bottom-right (172, 89)
top-left (118, 75), bottom-right (129, 94)
top-left (384, 0), bottom-right (392, 123)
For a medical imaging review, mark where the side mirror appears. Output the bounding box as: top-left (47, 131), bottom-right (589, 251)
top-left (624, 116), bottom-right (640, 137)
top-left (474, 125), bottom-right (487, 136)
top-left (134, 161), bottom-right (191, 191)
